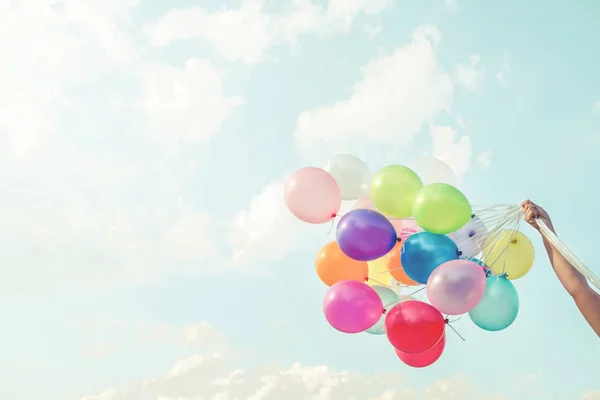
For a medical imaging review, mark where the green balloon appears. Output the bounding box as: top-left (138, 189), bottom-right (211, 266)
top-left (370, 165), bottom-right (423, 218)
top-left (413, 183), bottom-right (472, 234)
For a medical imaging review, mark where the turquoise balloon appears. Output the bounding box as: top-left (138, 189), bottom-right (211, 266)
top-left (469, 275), bottom-right (519, 331)
top-left (366, 286), bottom-right (399, 335)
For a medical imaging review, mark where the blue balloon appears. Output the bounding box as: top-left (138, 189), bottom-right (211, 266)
top-left (336, 209), bottom-right (397, 261)
top-left (400, 232), bottom-right (459, 284)
top-left (469, 275), bottom-right (519, 331)
top-left (366, 285), bottom-right (399, 335)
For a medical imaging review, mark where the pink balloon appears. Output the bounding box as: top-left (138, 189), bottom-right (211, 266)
top-left (284, 167), bottom-right (341, 224)
top-left (426, 259), bottom-right (486, 315)
top-left (323, 280), bottom-right (383, 333)
top-left (395, 333), bottom-right (446, 368)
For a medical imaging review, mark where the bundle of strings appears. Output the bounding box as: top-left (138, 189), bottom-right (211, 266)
top-left (450, 204), bottom-right (524, 270)
top-left (536, 219), bottom-right (600, 291)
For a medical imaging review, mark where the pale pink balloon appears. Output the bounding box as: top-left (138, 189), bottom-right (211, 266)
top-left (426, 259), bottom-right (487, 315)
top-left (284, 167), bottom-right (341, 224)
top-left (398, 218), bottom-right (423, 240)
top-left (352, 196), bottom-right (377, 211)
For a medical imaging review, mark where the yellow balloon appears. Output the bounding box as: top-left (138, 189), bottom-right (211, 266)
top-left (482, 229), bottom-right (535, 280)
top-left (367, 256), bottom-right (393, 287)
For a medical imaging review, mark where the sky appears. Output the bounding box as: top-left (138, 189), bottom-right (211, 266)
top-left (0, 0), bottom-right (599, 399)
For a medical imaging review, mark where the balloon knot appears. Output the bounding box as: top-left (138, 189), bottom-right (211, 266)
top-left (364, 277), bottom-right (369, 282)
top-left (331, 213), bottom-right (337, 218)
top-left (396, 237), bottom-right (402, 242)
top-left (444, 318), bottom-right (450, 324)
top-left (382, 308), bottom-right (387, 315)
top-left (510, 239), bottom-right (517, 244)
top-left (502, 272), bottom-right (509, 278)
top-left (471, 214), bottom-right (476, 218)
top-left (458, 251), bottom-right (463, 256)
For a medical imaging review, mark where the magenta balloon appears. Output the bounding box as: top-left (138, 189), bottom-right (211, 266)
top-left (426, 259), bottom-right (487, 315)
top-left (323, 280), bottom-right (383, 333)
top-left (284, 167), bottom-right (341, 224)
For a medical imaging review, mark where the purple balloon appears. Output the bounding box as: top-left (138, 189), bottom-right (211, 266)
top-left (336, 209), bottom-right (397, 261)
top-left (323, 280), bottom-right (383, 333)
top-left (426, 259), bottom-right (487, 315)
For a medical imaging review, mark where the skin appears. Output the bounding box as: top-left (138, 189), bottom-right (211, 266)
top-left (522, 200), bottom-right (600, 337)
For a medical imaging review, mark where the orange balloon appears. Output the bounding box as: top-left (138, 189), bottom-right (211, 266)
top-left (315, 242), bottom-right (368, 286)
top-left (383, 242), bottom-right (419, 286)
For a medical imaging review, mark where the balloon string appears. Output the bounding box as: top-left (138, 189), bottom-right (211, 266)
top-left (446, 322), bottom-right (466, 342)
top-left (326, 218), bottom-right (335, 235)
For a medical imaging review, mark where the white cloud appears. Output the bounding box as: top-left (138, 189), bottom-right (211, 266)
top-left (444, 0), bottom-right (458, 10)
top-left (364, 23), bottom-right (382, 39)
top-left (455, 55), bottom-right (485, 92)
top-left (80, 323), bottom-right (541, 400)
top-left (0, 2), bottom-right (230, 296)
top-left (495, 53), bottom-right (511, 83)
top-left (0, 0), bottom-right (140, 156)
top-left (293, 25), bottom-right (452, 152)
top-left (227, 180), bottom-right (315, 266)
top-left (476, 150), bottom-right (493, 168)
top-left (430, 124), bottom-right (472, 179)
top-left (141, 59), bottom-right (244, 145)
top-left (145, 0), bottom-right (394, 65)
top-left (581, 391), bottom-right (600, 400)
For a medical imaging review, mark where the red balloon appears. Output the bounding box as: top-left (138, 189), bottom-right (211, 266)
top-left (384, 300), bottom-right (445, 354)
top-left (395, 333), bottom-right (446, 368)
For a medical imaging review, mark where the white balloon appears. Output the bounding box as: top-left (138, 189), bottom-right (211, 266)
top-left (324, 154), bottom-right (372, 200)
top-left (447, 216), bottom-right (488, 259)
top-left (408, 157), bottom-right (458, 186)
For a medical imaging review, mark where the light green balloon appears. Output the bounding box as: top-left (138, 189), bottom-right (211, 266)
top-left (370, 165), bottom-right (423, 218)
top-left (366, 285), bottom-right (399, 335)
top-left (413, 183), bottom-right (472, 234)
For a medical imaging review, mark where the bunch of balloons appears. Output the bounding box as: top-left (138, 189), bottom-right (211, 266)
top-left (284, 154), bottom-right (535, 368)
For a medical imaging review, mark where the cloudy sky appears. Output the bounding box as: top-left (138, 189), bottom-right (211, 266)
top-left (0, 0), bottom-right (599, 399)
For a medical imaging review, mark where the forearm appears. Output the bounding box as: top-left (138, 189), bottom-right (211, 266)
top-left (540, 225), bottom-right (588, 296)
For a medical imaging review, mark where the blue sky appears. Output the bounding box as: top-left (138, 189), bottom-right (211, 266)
top-left (0, 0), bottom-right (598, 399)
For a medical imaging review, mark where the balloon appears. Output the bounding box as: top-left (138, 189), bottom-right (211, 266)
top-left (368, 242), bottom-right (419, 287)
top-left (324, 154), bottom-right (372, 200)
top-left (482, 230), bottom-right (535, 280)
top-left (401, 232), bottom-right (460, 284)
top-left (284, 167), bottom-right (341, 224)
top-left (466, 257), bottom-right (491, 275)
top-left (371, 165), bottom-right (423, 218)
top-left (315, 242), bottom-right (368, 286)
top-left (395, 333), bottom-right (446, 368)
top-left (426, 259), bottom-right (487, 315)
top-left (336, 209), bottom-right (397, 261)
top-left (398, 218), bottom-right (423, 240)
top-left (469, 275), bottom-right (519, 331)
top-left (385, 300), bottom-right (446, 354)
top-left (366, 254), bottom-right (393, 287)
top-left (323, 281), bottom-right (383, 333)
top-left (412, 183), bottom-right (472, 234)
top-left (365, 286), bottom-right (399, 335)
top-left (353, 196), bottom-right (377, 211)
top-left (353, 197), bottom-right (403, 236)
top-left (447, 215), bottom-right (487, 259)
top-left (408, 156), bottom-right (458, 186)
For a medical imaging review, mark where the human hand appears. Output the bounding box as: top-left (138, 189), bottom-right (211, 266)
top-left (521, 200), bottom-right (553, 231)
